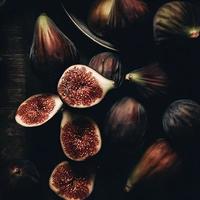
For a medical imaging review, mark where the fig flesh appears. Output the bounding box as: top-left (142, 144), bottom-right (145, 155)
top-left (15, 94), bottom-right (63, 127)
top-left (57, 64), bottom-right (115, 108)
top-left (89, 52), bottom-right (123, 87)
top-left (60, 111), bottom-right (102, 161)
top-left (49, 161), bottom-right (95, 200)
top-left (30, 13), bottom-right (79, 88)
top-left (124, 139), bottom-right (178, 192)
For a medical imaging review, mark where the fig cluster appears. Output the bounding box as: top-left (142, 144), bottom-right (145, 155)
top-left (9, 1), bottom-right (200, 199)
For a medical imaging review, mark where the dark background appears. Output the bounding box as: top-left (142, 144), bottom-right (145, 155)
top-left (0, 0), bottom-right (200, 200)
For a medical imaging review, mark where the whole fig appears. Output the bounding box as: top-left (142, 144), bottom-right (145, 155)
top-left (104, 97), bottom-right (147, 151)
top-left (30, 13), bottom-right (79, 90)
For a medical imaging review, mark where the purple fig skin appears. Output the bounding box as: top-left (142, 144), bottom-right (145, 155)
top-left (124, 139), bottom-right (178, 192)
top-left (87, 0), bottom-right (148, 38)
top-left (104, 97), bottom-right (147, 150)
top-left (0, 160), bottom-right (40, 199)
top-left (30, 13), bottom-right (79, 88)
top-left (89, 52), bottom-right (123, 86)
top-left (163, 99), bottom-right (200, 147)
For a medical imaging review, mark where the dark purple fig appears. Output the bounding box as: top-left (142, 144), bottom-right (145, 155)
top-left (89, 52), bottom-right (123, 86)
top-left (0, 160), bottom-right (40, 200)
top-left (57, 64), bottom-right (115, 108)
top-left (60, 110), bottom-right (102, 161)
top-left (162, 99), bottom-right (200, 147)
top-left (125, 63), bottom-right (168, 97)
top-left (30, 13), bottom-right (79, 87)
top-left (15, 94), bottom-right (63, 127)
top-left (124, 139), bottom-right (178, 192)
top-left (104, 97), bottom-right (147, 150)
top-left (87, 0), bottom-right (148, 38)
top-left (49, 161), bottom-right (95, 200)
top-left (154, 1), bottom-right (200, 44)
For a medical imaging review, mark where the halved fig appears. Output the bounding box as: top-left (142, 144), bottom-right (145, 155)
top-left (49, 161), bottom-right (95, 200)
top-left (60, 110), bottom-right (102, 161)
top-left (57, 64), bottom-right (115, 108)
top-left (15, 94), bottom-right (63, 127)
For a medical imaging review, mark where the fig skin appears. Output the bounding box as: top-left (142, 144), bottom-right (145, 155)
top-left (104, 97), bottom-right (147, 151)
top-left (125, 63), bottom-right (168, 97)
top-left (87, 0), bottom-right (148, 38)
top-left (57, 64), bottom-right (115, 108)
top-left (89, 52), bottom-right (123, 87)
top-left (60, 110), bottom-right (102, 161)
top-left (0, 160), bottom-right (41, 200)
top-left (15, 94), bottom-right (63, 127)
top-left (162, 99), bottom-right (200, 148)
top-left (124, 139), bottom-right (179, 192)
top-left (49, 161), bottom-right (95, 200)
top-left (153, 1), bottom-right (200, 44)
top-left (30, 13), bottom-right (79, 89)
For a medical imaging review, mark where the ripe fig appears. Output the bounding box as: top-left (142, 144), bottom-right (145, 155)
top-left (87, 0), bottom-right (148, 38)
top-left (162, 99), bottom-right (200, 147)
top-left (57, 64), bottom-right (115, 108)
top-left (89, 52), bottom-right (123, 87)
top-left (124, 139), bottom-right (178, 192)
top-left (49, 161), bottom-right (95, 200)
top-left (125, 63), bottom-right (167, 97)
top-left (0, 160), bottom-right (40, 200)
top-left (15, 94), bottom-right (63, 127)
top-left (104, 97), bottom-right (147, 150)
top-left (60, 110), bottom-right (102, 161)
top-left (30, 13), bottom-right (79, 88)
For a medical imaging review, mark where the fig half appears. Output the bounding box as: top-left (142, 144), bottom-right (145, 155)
top-left (60, 111), bottom-right (102, 161)
top-left (57, 64), bottom-right (115, 108)
top-left (49, 161), bottom-right (95, 200)
top-left (15, 94), bottom-right (63, 127)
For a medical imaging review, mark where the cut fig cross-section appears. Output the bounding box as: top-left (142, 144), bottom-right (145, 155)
top-left (57, 64), bottom-right (115, 108)
top-left (15, 94), bottom-right (63, 127)
top-left (60, 110), bottom-right (102, 161)
top-left (49, 161), bottom-right (95, 200)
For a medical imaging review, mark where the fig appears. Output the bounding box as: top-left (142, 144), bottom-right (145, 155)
top-left (30, 13), bottom-right (79, 87)
top-left (88, 52), bottom-right (123, 86)
top-left (153, 1), bottom-right (200, 44)
top-left (57, 64), bottom-right (115, 108)
top-left (125, 63), bottom-right (167, 97)
top-left (104, 97), bottom-right (147, 150)
top-left (49, 161), bottom-right (95, 200)
top-left (60, 110), bottom-right (102, 161)
top-left (0, 160), bottom-right (40, 200)
top-left (87, 0), bottom-right (148, 38)
top-left (124, 139), bottom-right (178, 192)
top-left (15, 94), bottom-right (63, 127)
top-left (162, 99), bottom-right (200, 147)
